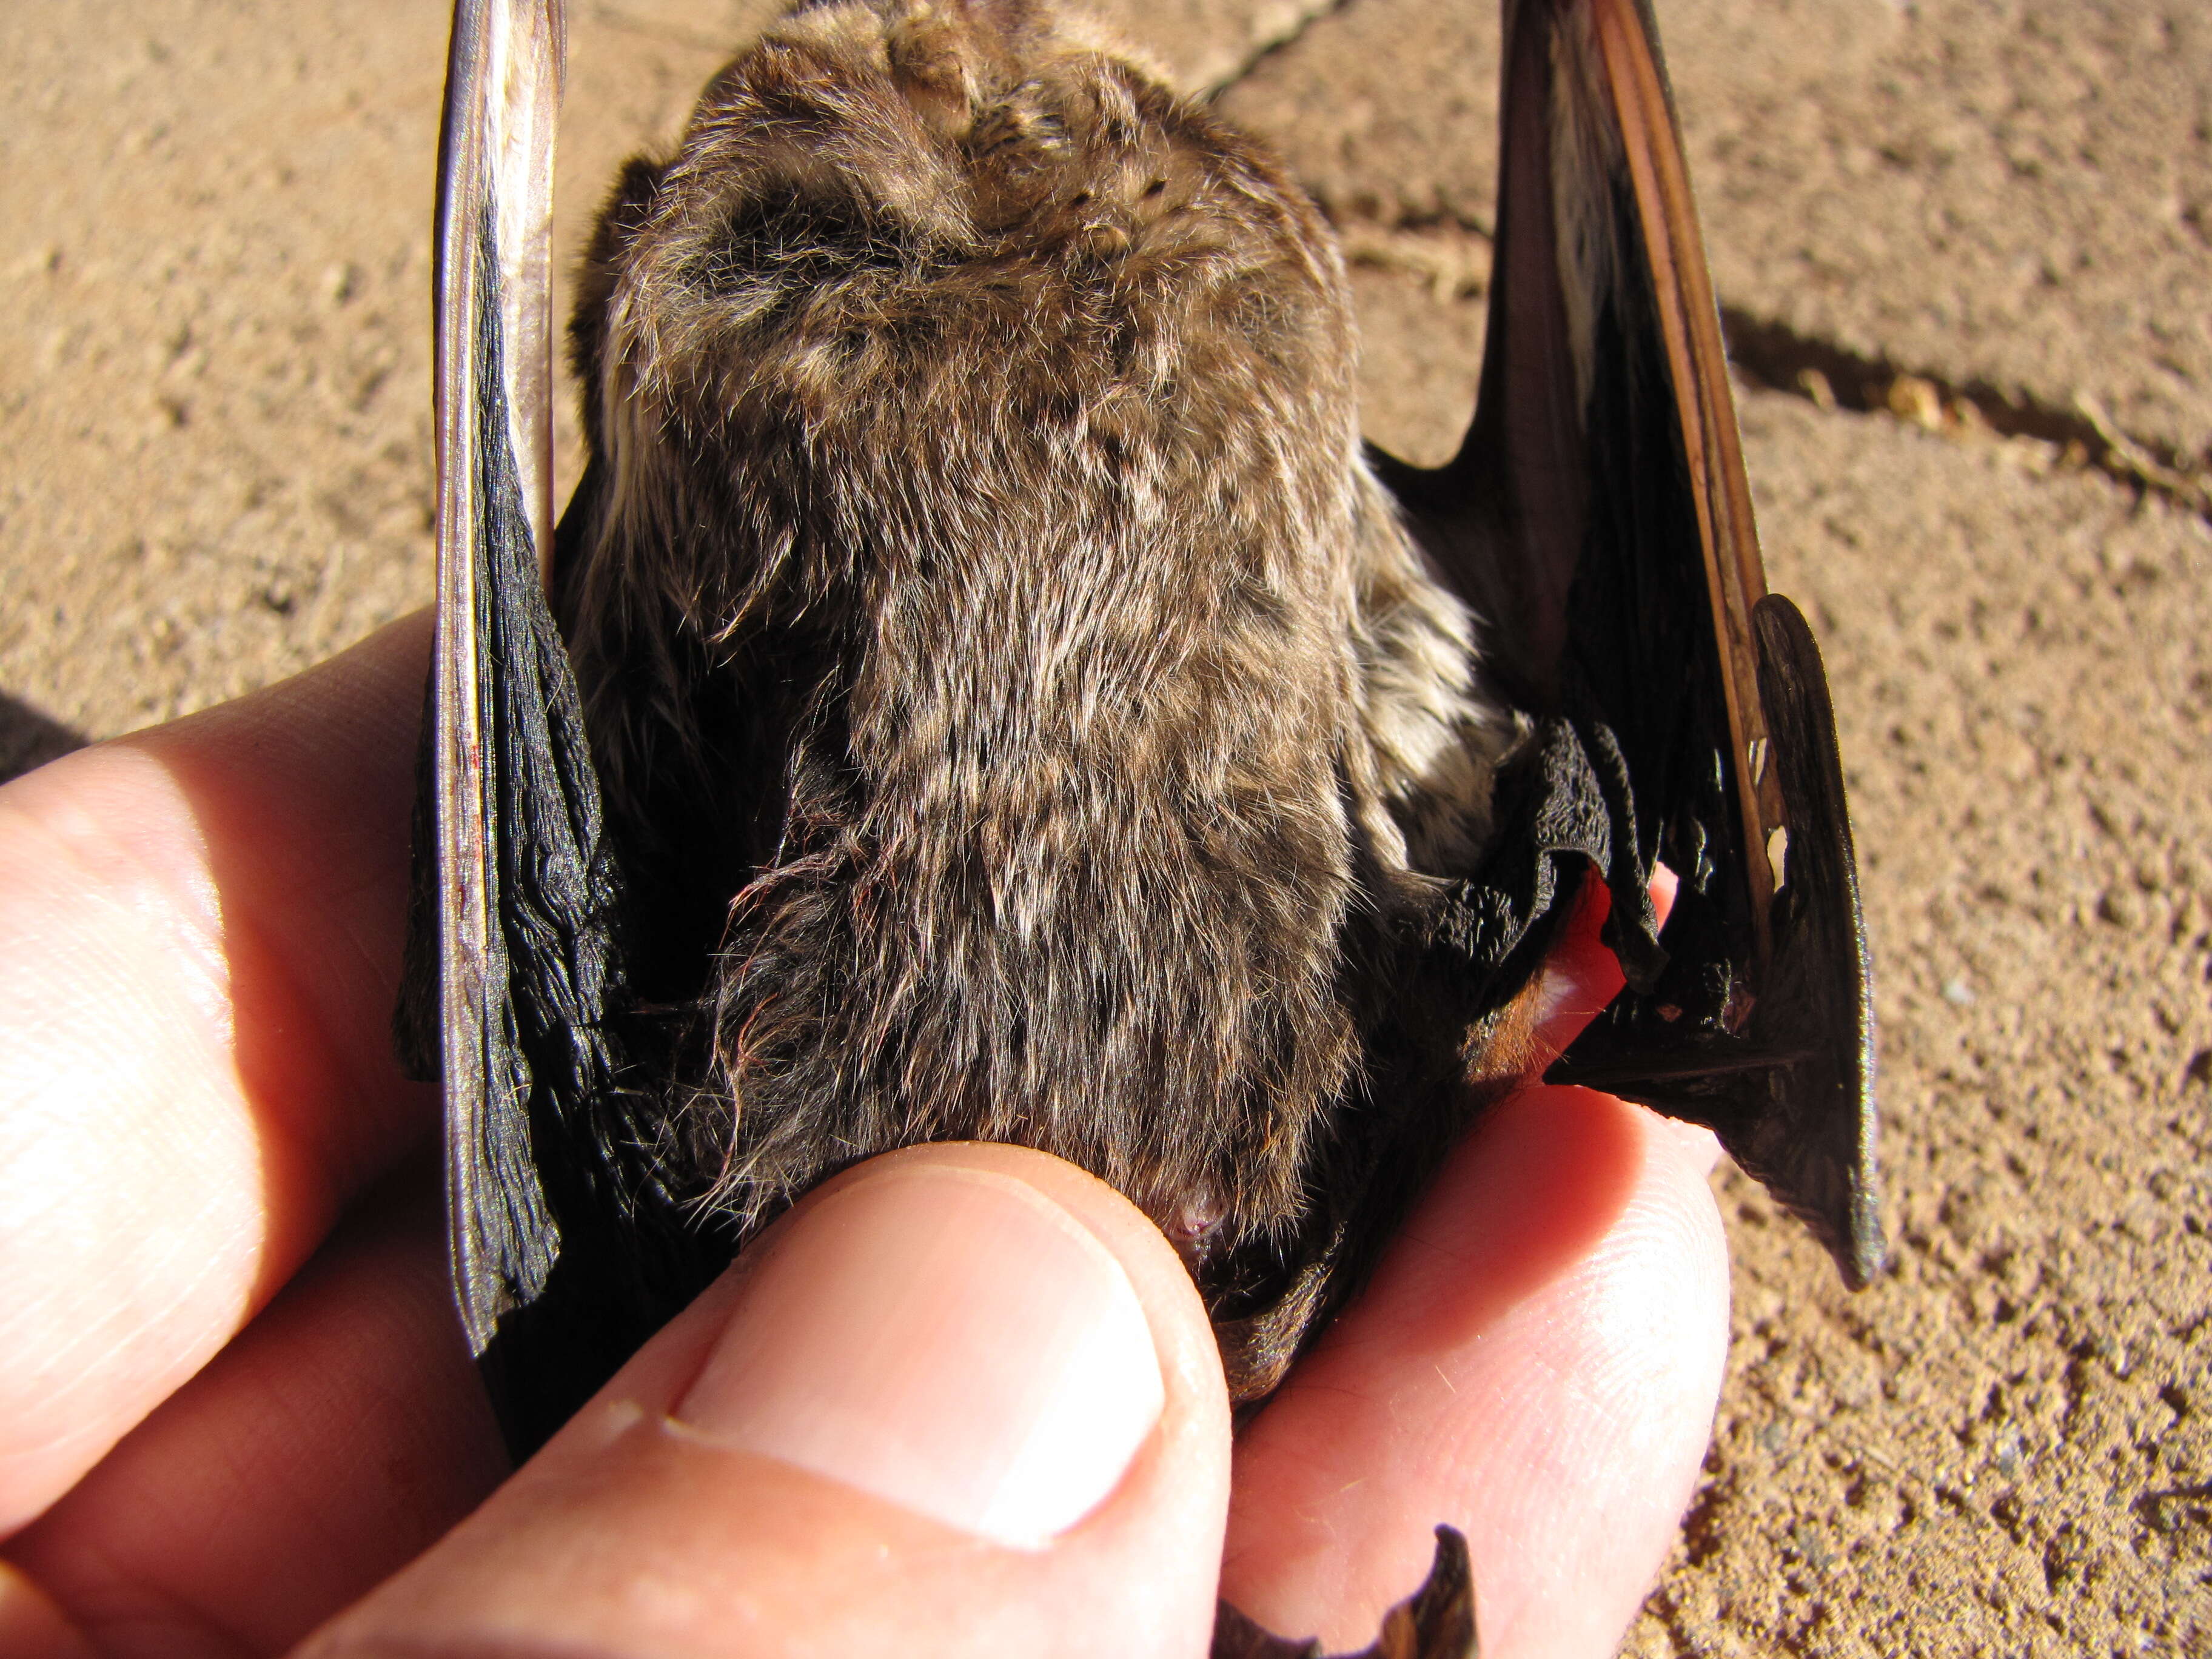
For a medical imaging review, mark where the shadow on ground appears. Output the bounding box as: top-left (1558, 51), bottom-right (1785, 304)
top-left (0, 693), bottom-right (87, 786)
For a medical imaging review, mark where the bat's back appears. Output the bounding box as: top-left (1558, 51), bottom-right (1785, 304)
top-left (552, 0), bottom-right (1513, 1387)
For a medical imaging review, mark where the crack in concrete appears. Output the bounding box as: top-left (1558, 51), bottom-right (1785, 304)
top-left (1719, 310), bottom-right (2212, 523)
top-left (1306, 198), bottom-right (2212, 521)
top-left (1200, 0), bottom-right (1358, 99)
top-left (1338, 218), bottom-right (1493, 300)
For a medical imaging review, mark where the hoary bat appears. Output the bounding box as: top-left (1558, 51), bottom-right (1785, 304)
top-left (401, 0), bottom-right (1883, 1652)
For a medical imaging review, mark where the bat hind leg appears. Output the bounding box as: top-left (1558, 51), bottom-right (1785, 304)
top-left (1548, 598), bottom-right (1883, 1289)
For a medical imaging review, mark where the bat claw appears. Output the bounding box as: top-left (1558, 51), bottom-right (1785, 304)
top-left (1211, 1527), bottom-right (1480, 1659)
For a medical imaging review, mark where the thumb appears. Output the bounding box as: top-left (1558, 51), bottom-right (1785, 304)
top-left (299, 1144), bottom-right (1230, 1658)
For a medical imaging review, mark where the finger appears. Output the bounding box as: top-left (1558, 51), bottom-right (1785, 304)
top-left (0, 613), bottom-right (434, 1533)
top-left (1220, 868), bottom-right (1729, 1658)
top-left (301, 1144), bottom-right (1232, 1659)
top-left (1525, 863), bottom-right (1683, 1059)
top-left (1222, 1088), bottom-right (1728, 1657)
top-left (1540, 865), bottom-right (1718, 1182)
top-left (0, 1566), bottom-right (99, 1659)
top-left (1523, 865), bottom-right (1719, 1178)
top-left (5, 1169), bottom-right (504, 1658)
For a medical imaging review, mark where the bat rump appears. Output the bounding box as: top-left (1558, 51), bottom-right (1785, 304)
top-left (411, 0), bottom-right (1881, 1652)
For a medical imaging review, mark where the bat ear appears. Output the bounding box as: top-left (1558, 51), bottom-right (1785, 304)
top-left (888, 8), bottom-right (987, 137)
top-left (571, 155), bottom-right (669, 445)
top-left (946, 0), bottom-right (1042, 38)
top-left (1372, 0), bottom-right (1883, 1287)
top-left (886, 0), bottom-right (1041, 135)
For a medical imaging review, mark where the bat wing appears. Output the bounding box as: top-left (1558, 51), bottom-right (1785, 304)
top-left (419, 0), bottom-right (711, 1458)
top-left (1375, 0), bottom-right (1882, 1287)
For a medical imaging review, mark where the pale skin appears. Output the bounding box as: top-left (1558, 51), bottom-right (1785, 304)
top-left (0, 614), bottom-right (1729, 1658)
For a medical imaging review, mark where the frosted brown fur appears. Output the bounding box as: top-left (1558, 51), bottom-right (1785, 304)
top-left (555, 0), bottom-right (1526, 1395)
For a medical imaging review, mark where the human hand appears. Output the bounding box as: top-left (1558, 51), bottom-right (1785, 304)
top-left (0, 616), bottom-right (1727, 1658)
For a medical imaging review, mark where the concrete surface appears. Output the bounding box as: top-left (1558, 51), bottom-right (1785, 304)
top-left (1227, 0), bottom-right (2212, 477)
top-left (2, 1), bottom-right (2207, 1652)
top-left (1646, 387), bottom-right (2212, 1659)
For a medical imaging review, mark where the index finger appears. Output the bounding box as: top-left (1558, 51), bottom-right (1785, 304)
top-left (0, 613), bottom-right (436, 1533)
top-left (1221, 871), bottom-right (1730, 1657)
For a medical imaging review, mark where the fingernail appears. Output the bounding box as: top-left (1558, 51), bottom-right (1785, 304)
top-left (674, 1162), bottom-right (1164, 1547)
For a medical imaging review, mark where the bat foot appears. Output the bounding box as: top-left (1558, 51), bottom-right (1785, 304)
top-left (1211, 1526), bottom-right (1479, 1659)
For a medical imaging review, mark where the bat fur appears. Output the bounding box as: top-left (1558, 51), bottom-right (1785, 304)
top-left (548, 0), bottom-right (1546, 1398)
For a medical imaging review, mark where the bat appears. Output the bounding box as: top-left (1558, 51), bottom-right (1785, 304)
top-left (400, 0), bottom-right (1883, 1652)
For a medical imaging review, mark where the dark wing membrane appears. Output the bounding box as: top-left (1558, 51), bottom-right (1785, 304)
top-left (428, 0), bottom-right (571, 1362)
top-left (1372, 0), bottom-right (1882, 1287)
top-left (427, 0), bottom-right (717, 1455)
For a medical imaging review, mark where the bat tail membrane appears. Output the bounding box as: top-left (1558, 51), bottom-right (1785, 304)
top-left (1373, 0), bottom-right (1882, 1286)
top-left (1551, 597), bottom-right (1881, 1287)
top-left (426, 0), bottom-right (711, 1458)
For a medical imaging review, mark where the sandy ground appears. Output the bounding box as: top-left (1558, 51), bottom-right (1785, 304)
top-left (3, 1), bottom-right (2208, 1652)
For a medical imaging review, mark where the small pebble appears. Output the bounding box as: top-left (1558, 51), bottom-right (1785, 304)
top-left (1942, 978), bottom-right (1976, 1007)
top-left (1886, 374), bottom-right (1945, 430)
top-left (1796, 367), bottom-right (1838, 411)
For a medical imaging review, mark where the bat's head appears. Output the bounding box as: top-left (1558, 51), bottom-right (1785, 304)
top-left (563, 0), bottom-right (1361, 631)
